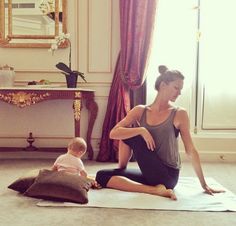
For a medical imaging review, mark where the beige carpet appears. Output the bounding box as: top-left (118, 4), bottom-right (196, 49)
top-left (1, 159), bottom-right (236, 226)
top-left (37, 177), bottom-right (236, 211)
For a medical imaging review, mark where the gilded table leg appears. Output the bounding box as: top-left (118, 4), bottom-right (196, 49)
top-left (73, 99), bottom-right (81, 136)
top-left (85, 96), bottom-right (98, 160)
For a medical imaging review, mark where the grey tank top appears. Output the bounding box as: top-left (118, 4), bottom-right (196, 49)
top-left (139, 107), bottom-right (181, 169)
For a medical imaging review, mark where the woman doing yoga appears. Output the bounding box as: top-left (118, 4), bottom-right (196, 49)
top-left (96, 65), bottom-right (224, 200)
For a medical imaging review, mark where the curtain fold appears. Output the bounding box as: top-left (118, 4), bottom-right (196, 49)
top-left (96, 0), bottom-right (157, 162)
top-left (96, 54), bottom-right (130, 162)
top-left (120, 0), bottom-right (157, 88)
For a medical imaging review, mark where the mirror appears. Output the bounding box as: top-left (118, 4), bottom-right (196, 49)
top-left (0, 0), bottom-right (67, 48)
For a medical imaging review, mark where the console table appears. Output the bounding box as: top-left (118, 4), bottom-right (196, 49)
top-left (0, 87), bottom-right (98, 160)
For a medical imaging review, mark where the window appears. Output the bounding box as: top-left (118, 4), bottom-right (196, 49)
top-left (146, 0), bottom-right (236, 133)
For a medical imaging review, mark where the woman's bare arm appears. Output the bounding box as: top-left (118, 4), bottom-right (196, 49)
top-left (178, 109), bottom-right (224, 194)
top-left (109, 105), bottom-right (156, 151)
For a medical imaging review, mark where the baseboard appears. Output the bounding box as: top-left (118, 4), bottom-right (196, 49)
top-left (180, 151), bottom-right (236, 163)
top-left (0, 151), bottom-right (61, 160)
top-left (0, 149), bottom-right (235, 162)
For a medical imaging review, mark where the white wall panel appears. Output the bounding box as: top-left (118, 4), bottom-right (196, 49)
top-left (201, 86), bottom-right (236, 129)
top-left (88, 0), bottom-right (112, 72)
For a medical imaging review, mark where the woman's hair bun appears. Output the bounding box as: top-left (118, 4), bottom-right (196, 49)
top-left (158, 65), bottom-right (168, 74)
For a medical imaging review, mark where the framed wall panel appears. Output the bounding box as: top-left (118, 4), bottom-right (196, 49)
top-left (88, 0), bottom-right (112, 73)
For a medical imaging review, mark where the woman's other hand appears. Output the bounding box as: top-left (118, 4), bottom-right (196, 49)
top-left (140, 127), bottom-right (156, 151)
top-left (202, 184), bottom-right (225, 195)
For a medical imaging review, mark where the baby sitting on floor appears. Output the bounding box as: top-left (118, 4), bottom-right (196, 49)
top-left (52, 137), bottom-right (100, 188)
top-left (52, 137), bottom-right (88, 176)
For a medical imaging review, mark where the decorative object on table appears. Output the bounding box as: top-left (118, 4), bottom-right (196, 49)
top-left (0, 65), bottom-right (15, 87)
top-left (49, 33), bottom-right (86, 88)
top-left (27, 79), bottom-right (51, 86)
top-left (24, 132), bottom-right (37, 151)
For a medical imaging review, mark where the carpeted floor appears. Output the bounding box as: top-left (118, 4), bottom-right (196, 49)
top-left (0, 159), bottom-right (236, 226)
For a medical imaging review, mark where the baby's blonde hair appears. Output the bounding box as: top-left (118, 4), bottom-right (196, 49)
top-left (68, 137), bottom-right (87, 154)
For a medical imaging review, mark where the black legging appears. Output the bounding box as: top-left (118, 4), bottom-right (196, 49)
top-left (96, 135), bottom-right (180, 189)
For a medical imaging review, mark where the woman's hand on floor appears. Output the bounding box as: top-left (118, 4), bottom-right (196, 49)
top-left (203, 184), bottom-right (225, 195)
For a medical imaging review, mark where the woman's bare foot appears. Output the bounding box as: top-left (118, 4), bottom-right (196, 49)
top-left (154, 184), bottom-right (177, 200)
top-left (167, 189), bottom-right (177, 200)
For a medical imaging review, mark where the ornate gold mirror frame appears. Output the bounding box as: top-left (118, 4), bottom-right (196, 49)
top-left (0, 0), bottom-right (67, 48)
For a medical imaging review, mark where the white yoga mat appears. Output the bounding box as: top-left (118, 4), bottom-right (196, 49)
top-left (37, 177), bottom-right (236, 212)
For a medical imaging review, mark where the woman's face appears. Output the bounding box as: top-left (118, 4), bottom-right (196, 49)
top-left (162, 79), bottom-right (184, 102)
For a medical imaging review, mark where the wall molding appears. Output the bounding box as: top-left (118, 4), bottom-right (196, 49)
top-left (15, 70), bottom-right (59, 73)
top-left (1, 136), bottom-right (236, 162)
top-left (87, 0), bottom-right (112, 73)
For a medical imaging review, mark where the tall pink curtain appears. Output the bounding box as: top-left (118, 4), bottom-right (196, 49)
top-left (120, 0), bottom-right (157, 88)
top-left (96, 0), bottom-right (157, 162)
